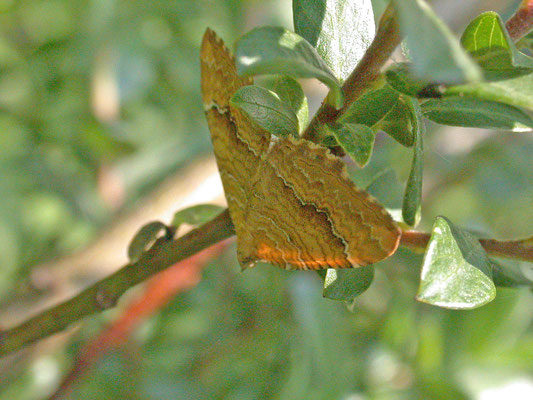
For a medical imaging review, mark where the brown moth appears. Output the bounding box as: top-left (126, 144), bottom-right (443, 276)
top-left (200, 28), bottom-right (400, 270)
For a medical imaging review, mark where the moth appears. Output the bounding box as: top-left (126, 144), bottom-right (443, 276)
top-left (200, 28), bottom-right (400, 270)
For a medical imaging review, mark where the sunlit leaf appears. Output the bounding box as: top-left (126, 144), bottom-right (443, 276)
top-left (417, 216), bottom-right (496, 309)
top-left (444, 72), bottom-right (533, 111)
top-left (293, 0), bottom-right (375, 81)
top-left (387, 63), bottom-right (533, 112)
top-left (235, 26), bottom-right (343, 107)
top-left (461, 11), bottom-right (533, 79)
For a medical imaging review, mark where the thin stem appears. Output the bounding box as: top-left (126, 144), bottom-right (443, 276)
top-left (506, 0), bottom-right (533, 41)
top-left (400, 230), bottom-right (533, 263)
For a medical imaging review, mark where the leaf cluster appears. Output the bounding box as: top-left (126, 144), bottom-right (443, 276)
top-left (217, 0), bottom-right (533, 309)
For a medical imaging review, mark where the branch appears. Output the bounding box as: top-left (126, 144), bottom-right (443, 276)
top-left (47, 241), bottom-right (229, 400)
top-left (506, 0), bottom-right (533, 41)
top-left (0, 155), bottom-right (222, 330)
top-left (1, 206), bottom-right (532, 358)
top-left (400, 230), bottom-right (533, 263)
top-left (0, 209), bottom-right (235, 358)
top-left (302, 3), bottom-right (401, 142)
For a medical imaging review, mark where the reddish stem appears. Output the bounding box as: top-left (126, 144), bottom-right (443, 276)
top-left (400, 230), bottom-right (533, 263)
top-left (47, 240), bottom-right (231, 400)
top-left (506, 0), bottom-right (533, 41)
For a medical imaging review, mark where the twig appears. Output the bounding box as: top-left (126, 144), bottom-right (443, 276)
top-left (2, 207), bottom-right (531, 359)
top-left (400, 230), bottom-right (533, 263)
top-left (47, 240), bottom-right (230, 400)
top-left (302, 3), bottom-right (401, 142)
top-left (506, 0), bottom-right (533, 41)
top-left (0, 209), bottom-right (235, 358)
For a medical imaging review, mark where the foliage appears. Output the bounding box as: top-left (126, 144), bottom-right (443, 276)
top-left (1, 0), bottom-right (533, 399)
top-left (233, 0), bottom-right (533, 307)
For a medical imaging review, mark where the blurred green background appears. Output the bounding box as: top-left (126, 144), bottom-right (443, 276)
top-left (0, 0), bottom-right (532, 399)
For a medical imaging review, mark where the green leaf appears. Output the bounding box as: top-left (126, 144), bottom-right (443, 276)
top-left (461, 12), bottom-right (533, 79)
top-left (231, 85), bottom-right (300, 137)
top-left (392, 0), bottom-right (481, 84)
top-left (324, 123), bottom-right (374, 167)
top-left (422, 97), bottom-right (533, 132)
top-left (490, 259), bottom-right (533, 287)
top-left (387, 63), bottom-right (533, 112)
top-left (339, 83), bottom-right (400, 126)
top-left (385, 62), bottom-right (443, 98)
top-left (322, 266), bottom-right (374, 301)
top-left (320, 134), bottom-right (339, 148)
top-left (128, 221), bottom-right (168, 262)
top-left (293, 0), bottom-right (375, 81)
top-left (235, 26), bottom-right (343, 108)
top-left (171, 204), bottom-right (225, 231)
top-left (366, 169), bottom-right (403, 210)
top-left (402, 101), bottom-right (424, 226)
top-left (444, 72), bottom-right (533, 111)
top-left (417, 216), bottom-right (496, 309)
top-left (378, 95), bottom-right (416, 147)
top-left (261, 75), bottom-right (309, 132)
